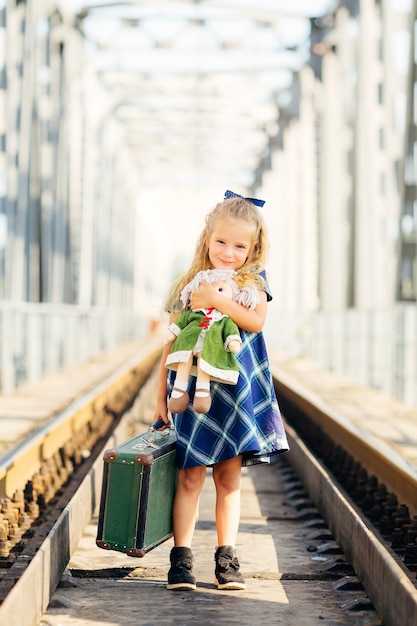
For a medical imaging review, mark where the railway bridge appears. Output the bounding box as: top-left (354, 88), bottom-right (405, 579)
top-left (0, 1), bottom-right (416, 625)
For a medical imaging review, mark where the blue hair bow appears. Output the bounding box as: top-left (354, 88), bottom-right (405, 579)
top-left (224, 189), bottom-right (265, 207)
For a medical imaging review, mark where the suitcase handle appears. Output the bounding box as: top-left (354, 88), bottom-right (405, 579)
top-left (139, 419), bottom-right (173, 449)
top-left (150, 417), bottom-right (170, 431)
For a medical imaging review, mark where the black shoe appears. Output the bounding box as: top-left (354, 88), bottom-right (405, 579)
top-left (167, 547), bottom-right (196, 590)
top-left (214, 545), bottom-right (246, 590)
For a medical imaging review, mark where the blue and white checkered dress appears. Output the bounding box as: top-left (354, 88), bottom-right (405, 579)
top-left (168, 273), bottom-right (289, 469)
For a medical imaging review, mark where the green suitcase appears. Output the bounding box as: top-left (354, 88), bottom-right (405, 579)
top-left (96, 425), bottom-right (177, 557)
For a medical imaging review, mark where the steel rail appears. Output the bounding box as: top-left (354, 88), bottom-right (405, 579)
top-left (0, 337), bottom-right (162, 501)
top-left (0, 415), bottom-right (135, 626)
top-left (285, 422), bottom-right (417, 626)
top-left (271, 363), bottom-right (417, 626)
top-left (0, 337), bottom-right (163, 625)
top-left (271, 365), bottom-right (417, 514)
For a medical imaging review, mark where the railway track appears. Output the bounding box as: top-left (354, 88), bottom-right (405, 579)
top-left (0, 336), bottom-right (162, 624)
top-left (0, 342), bottom-right (416, 625)
top-left (270, 357), bottom-right (417, 626)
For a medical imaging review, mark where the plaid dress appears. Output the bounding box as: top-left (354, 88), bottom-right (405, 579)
top-left (168, 272), bottom-right (289, 469)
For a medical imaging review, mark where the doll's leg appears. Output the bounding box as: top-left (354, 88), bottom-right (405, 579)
top-left (168, 355), bottom-right (193, 413)
top-left (193, 365), bottom-right (211, 414)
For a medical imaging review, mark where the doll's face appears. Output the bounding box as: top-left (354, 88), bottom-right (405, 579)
top-left (211, 280), bottom-right (234, 300)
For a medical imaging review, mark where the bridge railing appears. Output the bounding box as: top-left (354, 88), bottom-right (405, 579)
top-left (2, 301), bottom-right (416, 410)
top-left (265, 303), bottom-right (417, 409)
top-left (0, 302), bottom-right (146, 393)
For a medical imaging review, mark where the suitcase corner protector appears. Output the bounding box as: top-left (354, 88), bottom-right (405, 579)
top-left (127, 547), bottom-right (146, 557)
top-left (135, 452), bottom-right (155, 466)
top-left (103, 448), bottom-right (117, 462)
top-left (96, 540), bottom-right (111, 550)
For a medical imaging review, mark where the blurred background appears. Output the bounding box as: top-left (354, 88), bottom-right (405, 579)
top-left (0, 0), bottom-right (416, 407)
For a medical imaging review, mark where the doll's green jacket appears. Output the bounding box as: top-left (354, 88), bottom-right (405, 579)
top-left (165, 309), bottom-right (242, 384)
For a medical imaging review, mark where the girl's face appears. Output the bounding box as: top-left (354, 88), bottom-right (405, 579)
top-left (207, 218), bottom-right (255, 271)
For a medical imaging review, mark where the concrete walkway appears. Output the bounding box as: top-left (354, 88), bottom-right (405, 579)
top-left (41, 453), bottom-right (380, 626)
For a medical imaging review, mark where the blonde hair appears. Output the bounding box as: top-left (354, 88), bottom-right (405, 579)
top-left (165, 197), bottom-right (269, 311)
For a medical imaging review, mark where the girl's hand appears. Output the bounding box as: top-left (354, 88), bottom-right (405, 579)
top-left (152, 399), bottom-right (170, 429)
top-left (190, 281), bottom-right (219, 310)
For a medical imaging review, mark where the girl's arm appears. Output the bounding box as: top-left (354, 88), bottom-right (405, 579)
top-left (190, 285), bottom-right (267, 333)
top-left (152, 312), bottom-right (180, 426)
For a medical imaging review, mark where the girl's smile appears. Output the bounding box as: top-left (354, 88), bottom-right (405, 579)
top-left (207, 218), bottom-right (254, 271)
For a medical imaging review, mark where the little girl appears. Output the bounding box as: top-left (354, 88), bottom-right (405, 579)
top-left (153, 190), bottom-right (289, 591)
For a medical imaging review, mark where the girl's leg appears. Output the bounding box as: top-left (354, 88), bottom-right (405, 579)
top-left (212, 455), bottom-right (242, 546)
top-left (167, 465), bottom-right (206, 591)
top-left (173, 465), bottom-right (207, 546)
top-left (212, 455), bottom-right (246, 590)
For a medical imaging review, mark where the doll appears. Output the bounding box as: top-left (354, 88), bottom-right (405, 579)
top-left (165, 269), bottom-right (260, 415)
